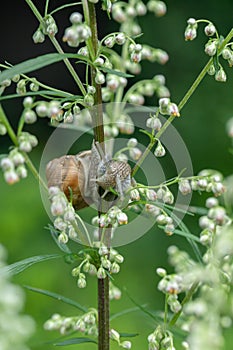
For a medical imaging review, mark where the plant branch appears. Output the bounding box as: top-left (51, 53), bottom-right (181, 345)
top-left (24, 0), bottom-right (86, 95)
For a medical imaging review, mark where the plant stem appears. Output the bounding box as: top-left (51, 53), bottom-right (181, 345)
top-left (82, 2), bottom-right (109, 349)
top-left (133, 27), bottom-right (233, 178)
top-left (25, 0), bottom-right (86, 95)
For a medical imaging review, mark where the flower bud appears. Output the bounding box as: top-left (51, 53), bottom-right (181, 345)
top-left (111, 262), bottom-right (120, 274)
top-left (97, 267), bottom-right (107, 279)
top-left (84, 94), bottom-right (94, 106)
top-left (0, 123), bottom-right (7, 135)
top-left (147, 0), bottom-right (167, 17)
top-left (95, 71), bottom-right (105, 85)
top-left (178, 179), bottom-right (192, 195)
top-left (70, 12), bottom-right (83, 24)
top-left (154, 141), bottom-right (166, 157)
top-left (77, 276), bottom-right (86, 288)
top-left (215, 67), bottom-right (227, 82)
top-left (23, 96), bottom-right (33, 108)
top-left (127, 138), bottom-right (138, 148)
top-left (4, 170), bottom-right (19, 184)
top-left (104, 36), bottom-right (115, 48)
top-left (16, 165), bottom-right (27, 178)
top-left (204, 23), bottom-right (216, 36)
top-left (19, 141), bottom-right (32, 153)
top-left (206, 197), bottom-right (218, 208)
top-left (136, 2), bottom-right (147, 16)
top-left (1, 157), bottom-right (14, 170)
top-left (24, 109), bottom-right (37, 124)
top-left (156, 267), bottom-right (167, 277)
top-left (33, 28), bottom-right (45, 43)
top-left (129, 147), bottom-right (142, 160)
top-left (115, 33), bottom-right (126, 45)
top-left (116, 212), bottom-right (128, 225)
top-left (58, 232), bottom-right (68, 244)
top-left (110, 329), bottom-right (120, 342)
top-left (205, 40), bottom-right (217, 56)
top-left (146, 117), bottom-right (162, 131)
top-left (184, 27), bottom-right (197, 41)
top-left (121, 341), bottom-right (132, 349)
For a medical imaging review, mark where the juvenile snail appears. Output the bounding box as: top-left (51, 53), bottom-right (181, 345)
top-left (46, 142), bottom-right (132, 210)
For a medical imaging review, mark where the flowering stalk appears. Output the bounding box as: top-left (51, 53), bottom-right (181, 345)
top-left (82, 2), bottom-right (109, 349)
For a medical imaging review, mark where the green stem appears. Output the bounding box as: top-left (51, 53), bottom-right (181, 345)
top-left (169, 282), bottom-right (199, 327)
top-left (24, 0), bottom-right (86, 95)
top-left (133, 27), bottom-right (233, 178)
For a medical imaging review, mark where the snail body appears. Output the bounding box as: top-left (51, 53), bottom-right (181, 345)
top-left (46, 150), bottom-right (92, 210)
top-left (46, 142), bottom-right (132, 210)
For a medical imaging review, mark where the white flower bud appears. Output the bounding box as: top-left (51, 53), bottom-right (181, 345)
top-left (215, 67), bottom-right (227, 82)
top-left (204, 23), bottom-right (216, 36)
top-left (33, 29), bottom-right (45, 43)
top-left (0, 123), bottom-right (7, 135)
top-left (114, 254), bottom-right (124, 264)
top-left (95, 71), bottom-right (105, 84)
top-left (23, 96), bottom-right (33, 108)
top-left (115, 33), bottom-right (126, 45)
top-left (19, 141), bottom-right (32, 153)
top-left (111, 262), bottom-right (120, 274)
top-left (154, 142), bottom-right (166, 157)
top-left (179, 179), bottom-right (192, 195)
top-left (205, 40), bottom-right (217, 56)
top-left (24, 109), bottom-right (37, 124)
top-left (121, 341), bottom-right (132, 349)
top-left (70, 12), bottom-right (83, 24)
top-left (16, 165), bottom-right (27, 178)
top-left (156, 267), bottom-right (167, 277)
top-left (4, 170), bottom-right (19, 184)
top-left (77, 276), bottom-right (86, 288)
top-left (104, 36), bottom-right (115, 48)
top-left (206, 197), bottom-right (218, 208)
top-left (110, 328), bottom-right (120, 342)
top-left (58, 232), bottom-right (68, 244)
top-left (127, 138), bottom-right (138, 147)
top-left (116, 212), bottom-right (128, 225)
top-left (97, 267), bottom-right (107, 279)
top-left (1, 157), bottom-right (14, 170)
top-left (146, 117), bottom-right (162, 130)
top-left (51, 200), bottom-right (66, 216)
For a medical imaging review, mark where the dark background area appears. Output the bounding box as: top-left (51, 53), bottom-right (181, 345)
top-left (0, 1), bottom-right (233, 349)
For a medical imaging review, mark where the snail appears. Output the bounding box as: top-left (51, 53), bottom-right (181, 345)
top-left (46, 142), bottom-right (132, 210)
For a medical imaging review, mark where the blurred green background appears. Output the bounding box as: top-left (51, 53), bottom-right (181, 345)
top-left (0, 0), bottom-right (233, 349)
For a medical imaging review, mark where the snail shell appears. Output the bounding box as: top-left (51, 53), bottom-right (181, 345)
top-left (46, 150), bottom-right (92, 210)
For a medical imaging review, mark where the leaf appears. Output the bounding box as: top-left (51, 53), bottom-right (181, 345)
top-left (0, 254), bottom-right (61, 276)
top-left (110, 306), bottom-right (145, 321)
top-left (0, 90), bottom-right (79, 102)
top-left (100, 67), bottom-right (134, 78)
top-left (24, 285), bottom-right (88, 312)
top-left (54, 337), bottom-right (97, 346)
top-left (0, 53), bottom-right (87, 83)
top-left (119, 332), bottom-right (139, 338)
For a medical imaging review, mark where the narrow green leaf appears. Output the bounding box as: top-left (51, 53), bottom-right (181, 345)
top-left (100, 67), bottom-right (134, 78)
top-left (0, 254), bottom-right (61, 276)
top-left (54, 337), bottom-right (97, 346)
top-left (0, 90), bottom-right (79, 101)
top-left (119, 332), bottom-right (139, 338)
top-left (24, 285), bottom-right (88, 313)
top-left (0, 53), bottom-right (86, 83)
top-left (110, 306), bottom-right (145, 321)
top-left (158, 226), bottom-right (200, 243)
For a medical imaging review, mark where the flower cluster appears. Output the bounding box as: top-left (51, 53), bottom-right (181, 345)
top-left (178, 170), bottom-right (226, 197)
top-left (49, 186), bottom-right (89, 245)
top-left (184, 18), bottom-right (232, 82)
top-left (159, 98), bottom-right (180, 117)
top-left (0, 148), bottom-right (27, 184)
top-left (148, 325), bottom-right (175, 350)
top-left (33, 15), bottom-right (58, 43)
top-left (93, 206), bottom-right (128, 229)
top-left (71, 243), bottom-right (124, 287)
top-left (0, 244), bottom-right (35, 350)
top-left (44, 309), bottom-right (98, 336)
top-left (199, 197), bottom-right (231, 247)
top-left (63, 12), bottom-right (91, 47)
top-left (110, 329), bottom-right (132, 349)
